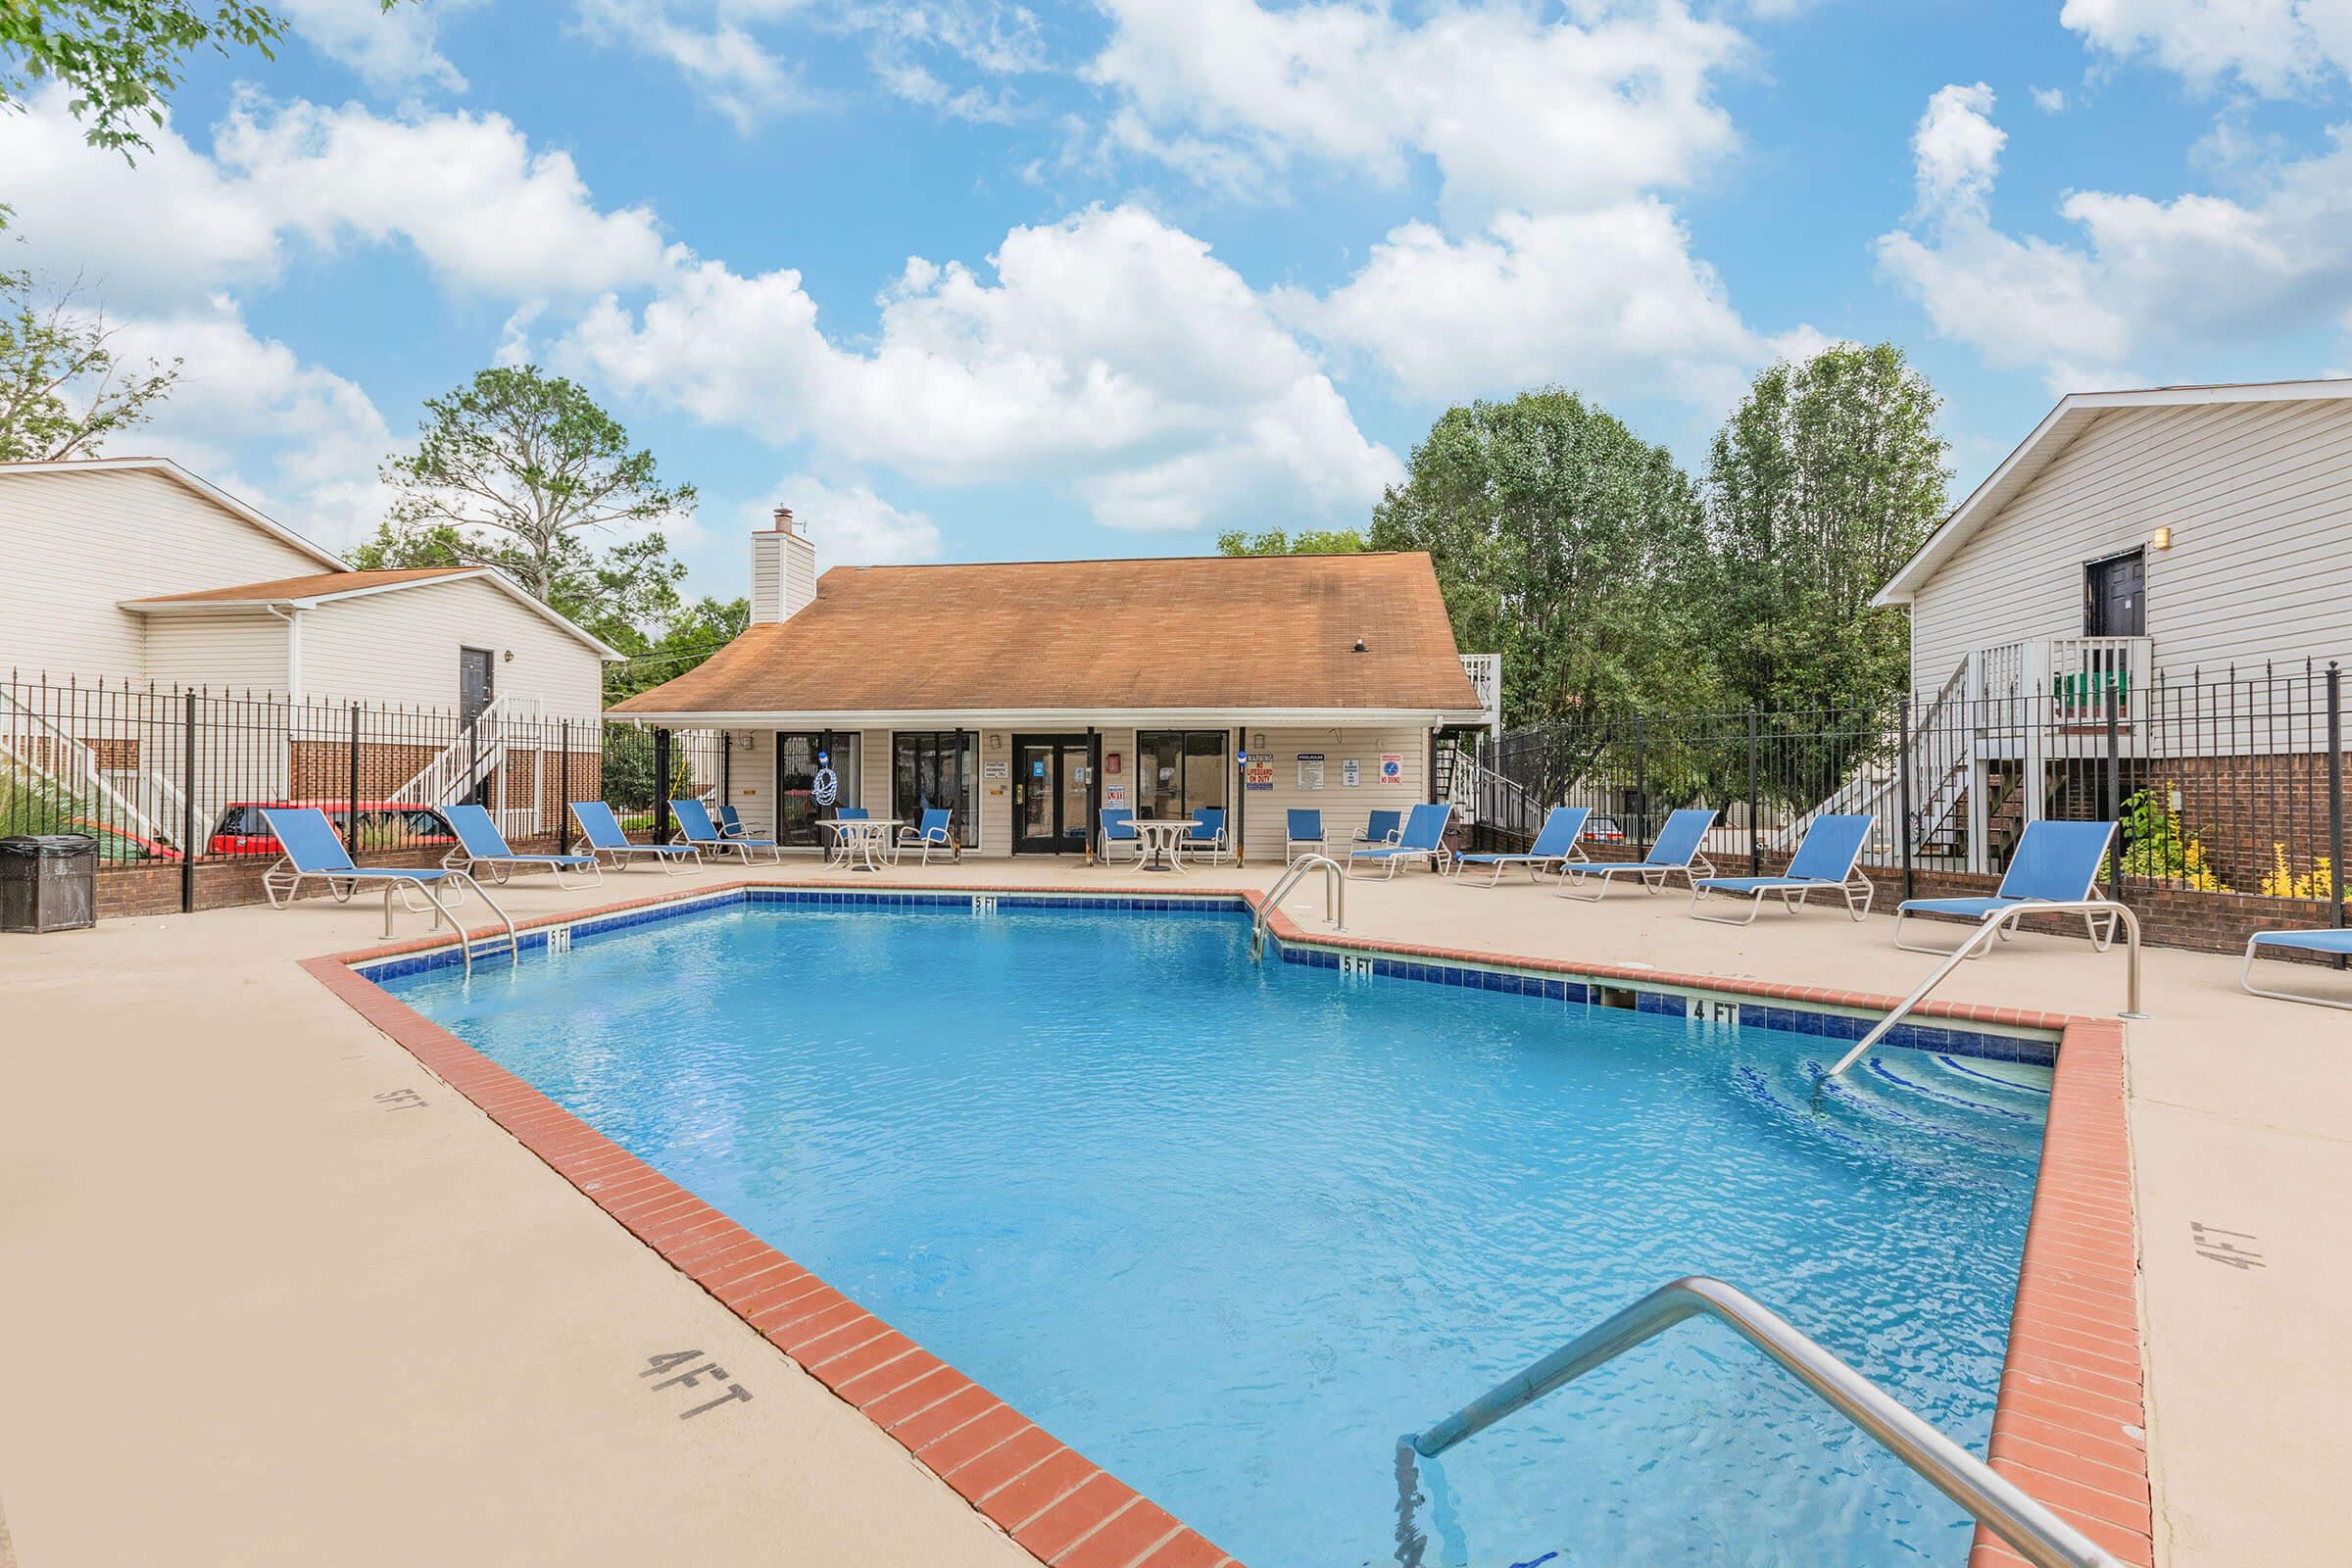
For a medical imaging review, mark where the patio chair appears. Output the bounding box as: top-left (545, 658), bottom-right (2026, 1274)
top-left (259, 806), bottom-right (498, 939)
top-left (897, 807), bottom-right (958, 865)
top-left (1099, 808), bottom-right (1138, 863)
top-left (1346, 802), bottom-right (1453, 880)
top-left (570, 801), bottom-right (703, 874)
top-left (1352, 809), bottom-right (1403, 851)
top-left (716, 805), bottom-right (756, 840)
top-left (1688, 812), bottom-right (1875, 924)
top-left (442, 802), bottom-right (602, 890)
top-left (1555, 808), bottom-right (1718, 901)
top-left (1286, 809), bottom-right (1327, 863)
top-left (1892, 819), bottom-right (2121, 955)
top-left (2240, 927), bottom-right (2352, 1010)
top-left (1448, 806), bottom-right (1592, 887)
top-left (1189, 807), bottom-right (1231, 865)
top-left (672, 797), bottom-right (782, 864)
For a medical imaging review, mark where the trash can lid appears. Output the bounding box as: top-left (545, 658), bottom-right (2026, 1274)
top-left (0, 833), bottom-right (100, 857)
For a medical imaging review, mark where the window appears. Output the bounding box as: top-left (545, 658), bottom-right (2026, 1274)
top-left (893, 732), bottom-right (977, 847)
top-left (1135, 731), bottom-right (1229, 820)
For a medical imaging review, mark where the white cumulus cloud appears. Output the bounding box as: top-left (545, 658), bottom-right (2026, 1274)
top-left (2059, 0), bottom-right (2352, 97)
top-left (275, 0), bottom-right (472, 94)
top-left (739, 478), bottom-right (945, 572)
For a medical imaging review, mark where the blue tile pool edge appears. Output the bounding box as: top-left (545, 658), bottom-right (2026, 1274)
top-left (345, 885), bottom-right (2059, 1068)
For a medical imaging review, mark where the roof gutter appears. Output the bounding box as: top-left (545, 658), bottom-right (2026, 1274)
top-left (606, 706), bottom-right (1494, 729)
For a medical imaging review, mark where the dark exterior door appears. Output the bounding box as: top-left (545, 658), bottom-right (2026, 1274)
top-left (458, 647), bottom-right (495, 807)
top-left (2084, 552), bottom-right (2145, 637)
top-left (773, 733), bottom-right (823, 847)
top-left (1012, 735), bottom-right (1091, 854)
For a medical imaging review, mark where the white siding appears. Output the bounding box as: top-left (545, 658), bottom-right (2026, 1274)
top-left (1912, 399), bottom-right (2352, 689)
top-left (0, 468), bottom-right (330, 680)
top-left (144, 612), bottom-right (289, 693)
top-left (297, 578), bottom-right (605, 717)
top-left (749, 528), bottom-right (817, 624)
top-left (1233, 726), bottom-right (1431, 863)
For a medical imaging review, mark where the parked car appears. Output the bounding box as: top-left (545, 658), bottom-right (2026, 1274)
top-left (66, 816), bottom-right (182, 861)
top-left (208, 801), bottom-right (458, 858)
top-left (1586, 814), bottom-right (1628, 844)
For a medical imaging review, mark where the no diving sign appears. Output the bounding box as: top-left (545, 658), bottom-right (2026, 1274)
top-left (1379, 754), bottom-right (1403, 785)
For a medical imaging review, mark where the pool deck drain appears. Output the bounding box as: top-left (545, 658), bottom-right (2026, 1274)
top-left (2, 857), bottom-right (2340, 1565)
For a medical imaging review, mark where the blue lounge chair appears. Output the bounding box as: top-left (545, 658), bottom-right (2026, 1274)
top-left (897, 807), bottom-right (957, 865)
top-left (2241, 928), bottom-right (2352, 1010)
top-left (260, 806), bottom-right (504, 945)
top-left (1893, 819), bottom-right (2121, 954)
top-left (1353, 809), bottom-right (1402, 851)
top-left (1448, 806), bottom-right (1592, 887)
top-left (1346, 802), bottom-right (1453, 879)
top-left (1286, 808), bottom-right (1326, 863)
top-left (1556, 808), bottom-right (1718, 901)
top-left (442, 802), bottom-right (602, 890)
top-left (716, 804), bottom-right (756, 840)
top-left (1689, 813), bottom-right (1876, 924)
top-left (1189, 807), bottom-right (1230, 865)
top-left (571, 801), bottom-right (702, 874)
top-left (1099, 808), bottom-right (1138, 863)
top-left (672, 797), bottom-right (780, 864)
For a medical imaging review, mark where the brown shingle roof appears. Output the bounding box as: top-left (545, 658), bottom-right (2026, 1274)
top-left (123, 567), bottom-right (477, 604)
top-left (612, 553), bottom-right (1482, 717)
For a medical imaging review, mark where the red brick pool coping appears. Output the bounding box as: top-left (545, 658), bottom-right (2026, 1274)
top-left (299, 877), bottom-right (2151, 1568)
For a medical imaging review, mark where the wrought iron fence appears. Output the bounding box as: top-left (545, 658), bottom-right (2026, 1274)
top-left (3, 673), bottom-right (730, 910)
top-left (1468, 660), bottom-right (2348, 911)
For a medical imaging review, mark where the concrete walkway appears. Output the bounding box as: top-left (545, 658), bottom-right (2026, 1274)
top-left (1, 856), bottom-right (2343, 1565)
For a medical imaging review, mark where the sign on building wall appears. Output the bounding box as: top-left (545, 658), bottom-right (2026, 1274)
top-left (1296, 753), bottom-right (1324, 790)
top-left (984, 760), bottom-right (1009, 781)
top-left (1104, 782), bottom-right (1128, 808)
top-left (1342, 759), bottom-right (1361, 787)
top-left (1243, 758), bottom-right (1275, 792)
top-left (1379, 754), bottom-right (1404, 786)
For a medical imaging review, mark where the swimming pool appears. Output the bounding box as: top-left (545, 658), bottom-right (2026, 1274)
top-left (379, 897), bottom-right (2049, 1567)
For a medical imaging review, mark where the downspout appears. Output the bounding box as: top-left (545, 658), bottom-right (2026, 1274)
top-left (264, 604), bottom-right (304, 702)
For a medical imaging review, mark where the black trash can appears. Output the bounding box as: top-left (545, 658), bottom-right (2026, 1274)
top-left (0, 833), bottom-right (99, 933)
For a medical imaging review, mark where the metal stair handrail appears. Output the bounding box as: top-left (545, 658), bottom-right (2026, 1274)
top-left (1406, 1275), bottom-right (2120, 1568)
top-left (1250, 854), bottom-right (1344, 959)
top-left (1, 683), bottom-right (177, 845)
top-left (1827, 900), bottom-right (2141, 1076)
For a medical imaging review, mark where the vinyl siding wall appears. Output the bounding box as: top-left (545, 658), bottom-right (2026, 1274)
top-left (0, 468), bottom-right (330, 679)
top-left (298, 579), bottom-right (605, 717)
top-left (1911, 399), bottom-right (2352, 691)
top-left (144, 612), bottom-right (289, 692)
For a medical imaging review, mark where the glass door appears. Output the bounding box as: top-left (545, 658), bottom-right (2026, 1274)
top-left (774, 733), bottom-right (858, 847)
top-left (1012, 734), bottom-right (1092, 854)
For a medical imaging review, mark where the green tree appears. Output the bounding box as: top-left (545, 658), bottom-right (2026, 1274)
top-left (0, 269), bottom-right (179, 460)
top-left (1702, 343), bottom-right (1950, 713)
top-left (603, 595), bottom-right (749, 704)
top-left (1213, 526), bottom-right (1366, 557)
top-left (2, 0), bottom-right (400, 158)
top-left (359, 365), bottom-right (697, 653)
top-left (1368, 388), bottom-right (1713, 729)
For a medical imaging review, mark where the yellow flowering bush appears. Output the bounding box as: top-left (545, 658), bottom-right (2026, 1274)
top-left (2258, 845), bottom-right (2347, 906)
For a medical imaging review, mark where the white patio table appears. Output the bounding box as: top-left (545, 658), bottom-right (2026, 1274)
top-left (829, 817), bottom-right (901, 872)
top-left (1131, 818), bottom-right (1199, 873)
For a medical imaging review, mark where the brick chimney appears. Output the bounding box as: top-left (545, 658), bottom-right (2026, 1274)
top-left (751, 503), bottom-right (817, 623)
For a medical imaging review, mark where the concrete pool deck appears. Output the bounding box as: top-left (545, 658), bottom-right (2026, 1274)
top-left (0, 857), bottom-right (2342, 1565)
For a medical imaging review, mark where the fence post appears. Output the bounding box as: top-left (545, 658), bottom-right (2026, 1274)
top-left (2328, 662), bottom-right (2344, 963)
top-left (2105, 683), bottom-right (2123, 903)
top-left (346, 702), bottom-right (362, 858)
top-left (1897, 695), bottom-right (1916, 906)
top-left (1745, 709), bottom-right (1760, 876)
top-left (1632, 713), bottom-right (1648, 859)
top-left (180, 689), bottom-right (197, 914)
top-left (561, 719), bottom-right (573, 854)
top-left (653, 728), bottom-right (672, 845)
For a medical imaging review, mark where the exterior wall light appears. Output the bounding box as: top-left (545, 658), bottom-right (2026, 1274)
top-left (2151, 525), bottom-right (2173, 550)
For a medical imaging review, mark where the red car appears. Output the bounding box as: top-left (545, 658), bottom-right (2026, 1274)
top-left (208, 801), bottom-right (459, 858)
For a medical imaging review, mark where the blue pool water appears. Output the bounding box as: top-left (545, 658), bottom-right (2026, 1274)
top-left (383, 903), bottom-right (2047, 1567)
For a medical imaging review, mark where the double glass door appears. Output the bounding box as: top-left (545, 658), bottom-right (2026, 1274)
top-left (775, 732), bottom-right (858, 847)
top-left (1012, 735), bottom-right (1092, 854)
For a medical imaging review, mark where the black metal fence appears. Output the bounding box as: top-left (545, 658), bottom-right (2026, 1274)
top-left (1465, 661), bottom-right (2347, 912)
top-left (2, 674), bottom-right (730, 909)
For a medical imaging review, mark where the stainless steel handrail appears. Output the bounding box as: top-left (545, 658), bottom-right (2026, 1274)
top-left (1407, 1276), bottom-right (2120, 1568)
top-left (1250, 855), bottom-right (1345, 958)
top-left (1829, 900), bottom-right (2141, 1076)
top-left (395, 869), bottom-right (517, 980)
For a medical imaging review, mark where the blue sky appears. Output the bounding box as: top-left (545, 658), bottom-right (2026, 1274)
top-left (8, 0), bottom-right (2352, 602)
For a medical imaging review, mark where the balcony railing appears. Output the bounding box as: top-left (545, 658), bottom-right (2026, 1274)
top-left (1460, 652), bottom-right (1501, 736)
top-left (1971, 637), bottom-right (2152, 723)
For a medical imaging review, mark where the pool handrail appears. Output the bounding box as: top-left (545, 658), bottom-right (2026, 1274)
top-left (1405, 1275), bottom-right (2121, 1568)
top-left (1250, 854), bottom-right (1344, 958)
top-left (260, 806), bottom-right (515, 978)
top-left (1828, 898), bottom-right (2143, 1077)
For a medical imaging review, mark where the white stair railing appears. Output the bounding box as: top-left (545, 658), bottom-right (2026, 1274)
top-left (1773, 659), bottom-right (1972, 857)
top-left (390, 695), bottom-right (537, 810)
top-left (0, 684), bottom-right (184, 846)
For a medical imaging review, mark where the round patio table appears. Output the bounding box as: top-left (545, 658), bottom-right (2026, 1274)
top-left (830, 818), bottom-right (901, 872)
top-left (1131, 818), bottom-right (1199, 873)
